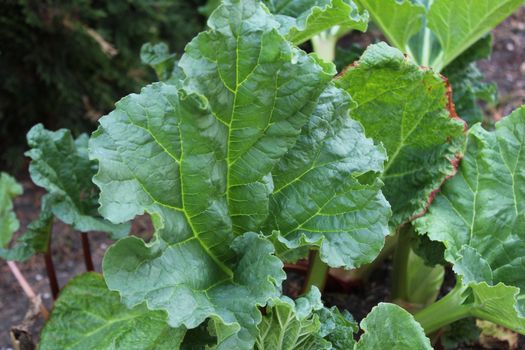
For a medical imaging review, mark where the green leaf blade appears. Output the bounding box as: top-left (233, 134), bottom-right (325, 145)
top-left (428, 0), bottom-right (524, 70)
top-left (266, 84), bottom-right (390, 269)
top-left (39, 273), bottom-right (185, 350)
top-left (271, 0), bottom-right (369, 45)
top-left (357, 0), bottom-right (425, 54)
top-left (415, 106), bottom-right (525, 332)
top-left (0, 172), bottom-right (22, 248)
top-left (356, 303), bottom-right (432, 350)
top-left (26, 124), bottom-right (129, 239)
top-left (337, 42), bottom-right (466, 228)
top-left (180, 0), bottom-right (334, 234)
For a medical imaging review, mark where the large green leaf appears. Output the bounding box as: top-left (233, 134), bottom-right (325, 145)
top-left (26, 124), bottom-right (129, 239)
top-left (39, 273), bottom-right (185, 349)
top-left (92, 82), bottom-right (286, 348)
top-left (336, 42), bottom-right (466, 229)
top-left (0, 172), bottom-right (22, 248)
top-left (91, 1), bottom-right (335, 347)
top-left (355, 303), bottom-right (432, 349)
top-left (356, 0), bottom-right (425, 55)
top-left (180, 0), bottom-right (334, 234)
top-left (265, 84), bottom-right (390, 268)
top-left (415, 106), bottom-right (525, 332)
top-left (427, 0), bottom-right (524, 71)
top-left (267, 0), bottom-right (369, 45)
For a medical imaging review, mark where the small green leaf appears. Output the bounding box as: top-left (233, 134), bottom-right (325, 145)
top-left (269, 0), bottom-right (369, 45)
top-left (317, 307), bottom-right (358, 349)
top-left (26, 124), bottom-right (129, 239)
top-left (39, 273), bottom-right (185, 350)
top-left (0, 172), bottom-right (52, 262)
top-left (255, 288), bottom-right (356, 350)
top-left (255, 289), bottom-right (330, 350)
top-left (0, 195), bottom-right (53, 261)
top-left (337, 42), bottom-right (466, 229)
top-left (355, 303), bottom-right (432, 349)
top-left (0, 172), bottom-right (22, 248)
top-left (441, 318), bottom-right (480, 350)
top-left (140, 42), bottom-right (177, 82)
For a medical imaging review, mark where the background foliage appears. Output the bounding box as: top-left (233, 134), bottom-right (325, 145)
top-left (0, 0), bottom-right (206, 170)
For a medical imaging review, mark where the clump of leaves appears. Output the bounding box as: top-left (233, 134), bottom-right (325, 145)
top-left (2, 1), bottom-right (525, 349)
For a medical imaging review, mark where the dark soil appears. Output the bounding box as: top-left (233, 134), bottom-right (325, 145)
top-left (1, 6), bottom-right (524, 350)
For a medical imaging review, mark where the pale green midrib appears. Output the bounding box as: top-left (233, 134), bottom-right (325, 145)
top-left (432, 0), bottom-right (517, 70)
top-left (177, 119), bottom-right (234, 279)
top-left (498, 135), bottom-right (522, 217)
top-left (382, 97), bottom-right (425, 174)
top-left (468, 153), bottom-right (481, 246)
top-left (420, 0), bottom-right (434, 66)
top-left (276, 308), bottom-right (294, 350)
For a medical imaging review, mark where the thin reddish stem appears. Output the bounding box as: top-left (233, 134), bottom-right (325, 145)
top-left (44, 240), bottom-right (59, 300)
top-left (81, 233), bottom-right (94, 272)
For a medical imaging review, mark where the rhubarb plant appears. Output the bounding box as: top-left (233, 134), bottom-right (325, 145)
top-left (2, 0), bottom-right (521, 348)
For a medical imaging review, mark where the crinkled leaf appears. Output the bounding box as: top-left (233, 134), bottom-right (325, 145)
top-left (0, 195), bottom-right (53, 261)
top-left (255, 288), bottom-right (330, 350)
top-left (443, 35), bottom-right (497, 126)
top-left (267, 0), bottom-right (369, 45)
top-left (39, 273), bottom-right (185, 350)
top-left (355, 303), bottom-right (432, 350)
top-left (0, 172), bottom-right (22, 247)
top-left (91, 1), bottom-right (393, 347)
top-left (468, 282), bottom-right (525, 334)
top-left (180, 0), bottom-right (333, 234)
top-left (265, 84), bottom-right (390, 268)
top-left (197, 0), bottom-right (369, 45)
top-left (317, 307), bottom-right (358, 349)
top-left (415, 106), bottom-right (525, 332)
top-left (427, 0), bottom-right (524, 70)
top-left (336, 42), bottom-right (465, 229)
top-left (255, 288), bottom-right (357, 350)
top-left (140, 42), bottom-right (177, 82)
top-left (91, 1), bottom-right (335, 346)
top-left (26, 124), bottom-right (129, 239)
top-left (356, 0), bottom-right (425, 54)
